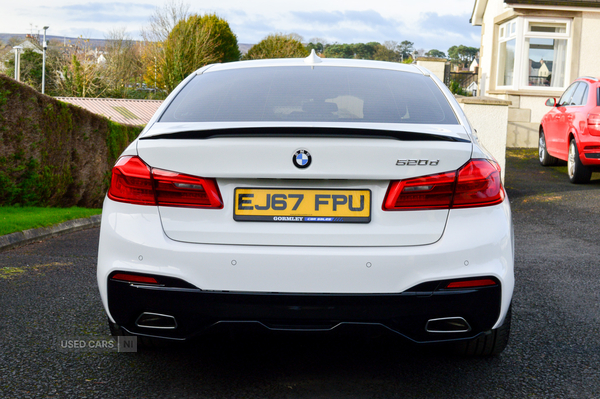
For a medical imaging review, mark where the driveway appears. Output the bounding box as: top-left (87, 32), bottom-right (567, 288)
top-left (0, 148), bottom-right (599, 398)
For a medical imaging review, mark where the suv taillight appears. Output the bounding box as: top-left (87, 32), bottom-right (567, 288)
top-left (588, 113), bottom-right (600, 136)
top-left (383, 159), bottom-right (504, 211)
top-left (107, 156), bottom-right (223, 208)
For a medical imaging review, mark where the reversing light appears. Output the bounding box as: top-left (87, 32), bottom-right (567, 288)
top-left (446, 279), bottom-right (497, 289)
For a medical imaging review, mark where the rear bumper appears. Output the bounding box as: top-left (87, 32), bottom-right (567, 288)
top-left (108, 276), bottom-right (502, 343)
top-left (97, 198), bottom-right (514, 338)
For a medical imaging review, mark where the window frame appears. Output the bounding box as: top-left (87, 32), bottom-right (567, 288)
top-left (495, 16), bottom-right (572, 92)
top-left (569, 82), bottom-right (589, 107)
top-left (496, 19), bottom-right (519, 89)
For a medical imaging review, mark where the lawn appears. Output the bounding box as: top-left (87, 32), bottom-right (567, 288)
top-left (0, 206), bottom-right (102, 236)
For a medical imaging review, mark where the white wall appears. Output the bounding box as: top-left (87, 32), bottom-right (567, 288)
top-left (416, 59), bottom-right (446, 82)
top-left (519, 96), bottom-right (552, 125)
top-left (479, 0), bottom-right (507, 96)
top-left (458, 98), bottom-right (509, 180)
top-left (578, 12), bottom-right (600, 78)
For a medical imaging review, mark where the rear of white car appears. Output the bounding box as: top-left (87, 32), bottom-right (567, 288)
top-left (97, 56), bottom-right (514, 355)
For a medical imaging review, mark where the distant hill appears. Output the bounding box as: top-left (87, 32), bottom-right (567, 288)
top-left (0, 32), bottom-right (253, 54)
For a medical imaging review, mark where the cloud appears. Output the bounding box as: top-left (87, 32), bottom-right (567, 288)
top-left (290, 10), bottom-right (393, 28)
top-left (414, 12), bottom-right (481, 51)
top-left (42, 2), bottom-right (155, 24)
top-left (56, 2), bottom-right (155, 13)
top-left (283, 10), bottom-right (406, 44)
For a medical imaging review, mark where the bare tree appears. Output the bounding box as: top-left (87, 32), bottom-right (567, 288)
top-left (141, 0), bottom-right (191, 91)
top-left (104, 27), bottom-right (144, 97)
top-left (52, 36), bottom-right (106, 97)
top-left (141, 3), bottom-right (238, 93)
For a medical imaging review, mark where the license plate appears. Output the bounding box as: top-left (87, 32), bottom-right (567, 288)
top-left (234, 188), bottom-right (371, 223)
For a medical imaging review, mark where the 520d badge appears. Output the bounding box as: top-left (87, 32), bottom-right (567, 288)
top-left (396, 159), bottom-right (440, 166)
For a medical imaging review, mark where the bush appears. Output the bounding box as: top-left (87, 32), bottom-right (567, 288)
top-left (449, 80), bottom-right (468, 96)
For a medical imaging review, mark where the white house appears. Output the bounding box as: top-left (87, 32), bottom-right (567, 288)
top-left (16, 35), bottom-right (43, 54)
top-left (469, 57), bottom-right (479, 72)
top-left (471, 0), bottom-right (600, 147)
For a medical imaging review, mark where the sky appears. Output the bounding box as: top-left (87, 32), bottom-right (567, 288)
top-left (1, 0), bottom-right (481, 54)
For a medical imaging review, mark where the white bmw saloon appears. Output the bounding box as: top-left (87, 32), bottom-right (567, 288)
top-left (97, 52), bottom-right (514, 356)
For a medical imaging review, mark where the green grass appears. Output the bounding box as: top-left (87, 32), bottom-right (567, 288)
top-left (0, 206), bottom-right (101, 236)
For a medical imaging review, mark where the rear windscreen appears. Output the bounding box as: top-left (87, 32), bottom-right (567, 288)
top-left (160, 66), bottom-right (459, 125)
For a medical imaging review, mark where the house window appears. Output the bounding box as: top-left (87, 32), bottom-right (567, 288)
top-left (497, 21), bottom-right (517, 86)
top-left (524, 21), bottom-right (569, 88)
top-left (496, 17), bottom-right (571, 90)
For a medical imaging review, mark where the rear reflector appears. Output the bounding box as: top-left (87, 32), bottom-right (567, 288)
top-left (107, 156), bottom-right (223, 208)
top-left (111, 273), bottom-right (159, 284)
top-left (383, 159), bottom-right (504, 210)
top-left (446, 279), bottom-right (497, 289)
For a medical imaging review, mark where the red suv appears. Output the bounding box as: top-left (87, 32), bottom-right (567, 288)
top-left (539, 77), bottom-right (600, 183)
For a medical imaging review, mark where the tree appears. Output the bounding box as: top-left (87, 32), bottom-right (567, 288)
top-left (243, 34), bottom-right (308, 60)
top-left (306, 42), bottom-right (323, 54)
top-left (56, 54), bottom-right (106, 97)
top-left (353, 42), bottom-right (380, 59)
top-left (103, 27), bottom-right (144, 98)
top-left (323, 43), bottom-right (355, 59)
top-left (397, 40), bottom-right (414, 60)
top-left (426, 49), bottom-right (446, 58)
top-left (161, 16), bottom-right (220, 92)
top-left (306, 37), bottom-right (327, 54)
top-left (47, 35), bottom-right (107, 97)
top-left (192, 14), bottom-right (241, 63)
top-left (4, 49), bottom-right (45, 90)
top-left (140, 1), bottom-right (189, 92)
top-left (373, 43), bottom-right (401, 62)
top-left (447, 45), bottom-right (479, 68)
top-left (142, 2), bottom-right (240, 92)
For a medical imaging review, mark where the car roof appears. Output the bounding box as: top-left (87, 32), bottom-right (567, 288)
top-left (197, 51), bottom-right (426, 76)
top-left (576, 76), bottom-right (600, 84)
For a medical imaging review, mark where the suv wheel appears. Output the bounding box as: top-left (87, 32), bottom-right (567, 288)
top-left (568, 139), bottom-right (592, 184)
top-left (539, 130), bottom-right (558, 166)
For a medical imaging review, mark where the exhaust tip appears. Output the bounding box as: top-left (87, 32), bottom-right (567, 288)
top-left (425, 317), bottom-right (471, 333)
top-left (136, 312), bottom-right (178, 329)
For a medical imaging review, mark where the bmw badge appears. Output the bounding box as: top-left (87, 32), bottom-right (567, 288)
top-left (292, 149), bottom-right (312, 169)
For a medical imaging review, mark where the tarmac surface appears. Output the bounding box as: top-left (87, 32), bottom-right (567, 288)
top-left (1, 148), bottom-right (599, 398)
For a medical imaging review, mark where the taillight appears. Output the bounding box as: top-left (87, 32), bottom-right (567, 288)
top-left (107, 156), bottom-right (155, 205)
top-left (383, 159), bottom-right (504, 211)
top-left (588, 113), bottom-right (600, 135)
top-left (383, 171), bottom-right (456, 210)
top-left (453, 159), bottom-right (504, 208)
top-left (107, 156), bottom-right (223, 208)
top-left (152, 169), bottom-right (223, 208)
